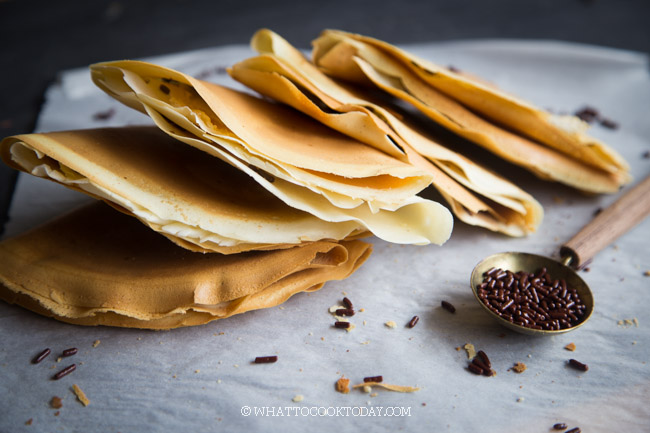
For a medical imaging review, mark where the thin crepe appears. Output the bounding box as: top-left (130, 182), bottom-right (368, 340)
top-left (0, 126), bottom-right (367, 254)
top-left (229, 29), bottom-right (542, 236)
top-left (312, 30), bottom-right (630, 193)
top-left (0, 202), bottom-right (372, 329)
top-left (90, 60), bottom-right (453, 245)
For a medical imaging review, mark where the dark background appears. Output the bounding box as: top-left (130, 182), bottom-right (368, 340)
top-left (1, 0), bottom-right (649, 235)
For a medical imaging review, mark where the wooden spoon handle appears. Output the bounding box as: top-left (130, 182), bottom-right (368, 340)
top-left (560, 175), bottom-right (650, 268)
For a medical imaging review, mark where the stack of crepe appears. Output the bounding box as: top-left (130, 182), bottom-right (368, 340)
top-left (309, 30), bottom-right (630, 193)
top-left (0, 127), bottom-right (374, 328)
top-left (229, 29), bottom-right (543, 236)
top-left (0, 37), bottom-right (460, 328)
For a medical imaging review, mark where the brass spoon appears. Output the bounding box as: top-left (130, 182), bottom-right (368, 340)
top-left (470, 175), bottom-right (650, 335)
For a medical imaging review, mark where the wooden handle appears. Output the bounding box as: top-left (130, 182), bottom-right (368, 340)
top-left (560, 175), bottom-right (650, 268)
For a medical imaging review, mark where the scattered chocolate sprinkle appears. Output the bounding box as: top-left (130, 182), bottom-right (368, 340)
top-left (159, 84), bottom-right (170, 95)
top-left (50, 396), bottom-right (63, 409)
top-left (600, 118), bottom-right (618, 129)
top-left (568, 359), bottom-right (588, 372)
top-left (254, 356), bottom-right (278, 364)
top-left (92, 108), bottom-right (115, 121)
top-left (53, 364), bottom-right (76, 380)
top-left (574, 106), bottom-right (599, 123)
top-left (62, 348), bottom-right (78, 357)
top-left (363, 376), bottom-right (383, 383)
top-left (334, 321), bottom-right (351, 329)
top-left (566, 428), bottom-right (581, 433)
top-left (33, 348), bottom-right (51, 364)
top-left (407, 315), bottom-right (420, 328)
top-left (342, 297), bottom-right (354, 310)
top-left (441, 300), bottom-right (456, 313)
top-left (553, 423), bottom-right (568, 430)
top-left (467, 363), bottom-right (483, 375)
top-left (477, 350), bottom-right (491, 368)
top-left (335, 308), bottom-right (355, 317)
top-left (642, 151), bottom-right (650, 159)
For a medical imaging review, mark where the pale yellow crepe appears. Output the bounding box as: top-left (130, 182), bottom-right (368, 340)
top-left (312, 30), bottom-right (630, 193)
top-left (0, 202), bottom-right (372, 329)
top-left (1, 126), bottom-right (369, 254)
top-left (229, 29), bottom-right (542, 236)
top-left (90, 61), bottom-right (453, 245)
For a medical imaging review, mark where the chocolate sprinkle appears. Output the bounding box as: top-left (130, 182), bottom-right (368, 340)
top-left (254, 356), bottom-right (278, 364)
top-left (363, 375), bottom-right (383, 383)
top-left (33, 348), bottom-right (51, 364)
top-left (441, 300), bottom-right (456, 313)
top-left (53, 364), bottom-right (76, 380)
top-left (407, 315), bottom-right (420, 328)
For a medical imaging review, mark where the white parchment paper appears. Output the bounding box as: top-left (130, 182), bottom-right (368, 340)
top-left (1, 40), bottom-right (649, 433)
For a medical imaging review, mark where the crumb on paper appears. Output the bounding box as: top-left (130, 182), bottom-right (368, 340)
top-left (25, 418), bottom-right (33, 426)
top-left (517, 397), bottom-right (525, 403)
top-left (50, 396), bottom-right (63, 409)
top-left (345, 324), bottom-right (356, 333)
top-left (353, 382), bottom-right (420, 393)
top-left (363, 320), bottom-right (367, 326)
top-left (341, 291), bottom-right (347, 296)
top-left (361, 341), bottom-right (370, 345)
top-left (195, 370), bottom-right (200, 373)
top-left (54, 411), bottom-right (60, 417)
top-left (512, 363), bottom-right (527, 373)
top-left (72, 384), bottom-right (90, 407)
top-left (292, 395), bottom-right (304, 402)
top-left (92, 340), bottom-right (100, 348)
top-left (553, 196), bottom-right (564, 204)
top-left (463, 343), bottom-right (476, 360)
top-left (321, 337), bottom-right (325, 341)
top-left (565, 342), bottom-right (576, 351)
top-left (385, 321), bottom-right (397, 329)
top-left (370, 392), bottom-right (378, 397)
top-left (56, 357), bottom-right (62, 363)
top-left (455, 346), bottom-right (461, 351)
top-left (359, 308), bottom-right (365, 312)
top-left (233, 364), bottom-right (239, 368)
top-left (643, 270), bottom-right (650, 277)
top-left (618, 318), bottom-right (639, 328)
top-left (336, 376), bottom-right (350, 394)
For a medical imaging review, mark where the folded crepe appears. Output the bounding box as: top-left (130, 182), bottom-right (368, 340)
top-left (311, 30), bottom-right (630, 194)
top-left (89, 60), bottom-right (453, 245)
top-left (229, 29), bottom-right (542, 236)
top-left (0, 202), bottom-right (372, 329)
top-left (0, 126), bottom-right (371, 254)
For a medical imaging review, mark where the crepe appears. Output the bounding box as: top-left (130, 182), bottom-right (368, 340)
top-left (229, 29), bottom-right (542, 236)
top-left (90, 60), bottom-right (453, 245)
top-left (0, 202), bottom-right (372, 329)
top-left (312, 30), bottom-right (630, 193)
top-left (0, 126), bottom-right (369, 254)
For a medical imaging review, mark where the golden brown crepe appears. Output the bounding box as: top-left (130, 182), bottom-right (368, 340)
top-left (312, 30), bottom-right (630, 193)
top-left (89, 60), bottom-right (454, 246)
top-left (0, 202), bottom-right (372, 329)
top-left (229, 29), bottom-right (543, 236)
top-left (0, 126), bottom-right (368, 254)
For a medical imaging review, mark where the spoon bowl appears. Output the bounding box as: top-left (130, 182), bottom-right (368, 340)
top-left (470, 252), bottom-right (594, 335)
top-left (470, 175), bottom-right (650, 336)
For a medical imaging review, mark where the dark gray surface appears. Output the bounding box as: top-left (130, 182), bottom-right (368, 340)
top-left (1, 0), bottom-right (649, 235)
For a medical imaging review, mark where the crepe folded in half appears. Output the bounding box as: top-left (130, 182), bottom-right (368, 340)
top-left (229, 29), bottom-right (542, 236)
top-left (89, 60), bottom-right (453, 246)
top-left (0, 202), bottom-right (372, 329)
top-left (0, 126), bottom-right (372, 254)
top-left (311, 30), bottom-right (630, 194)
